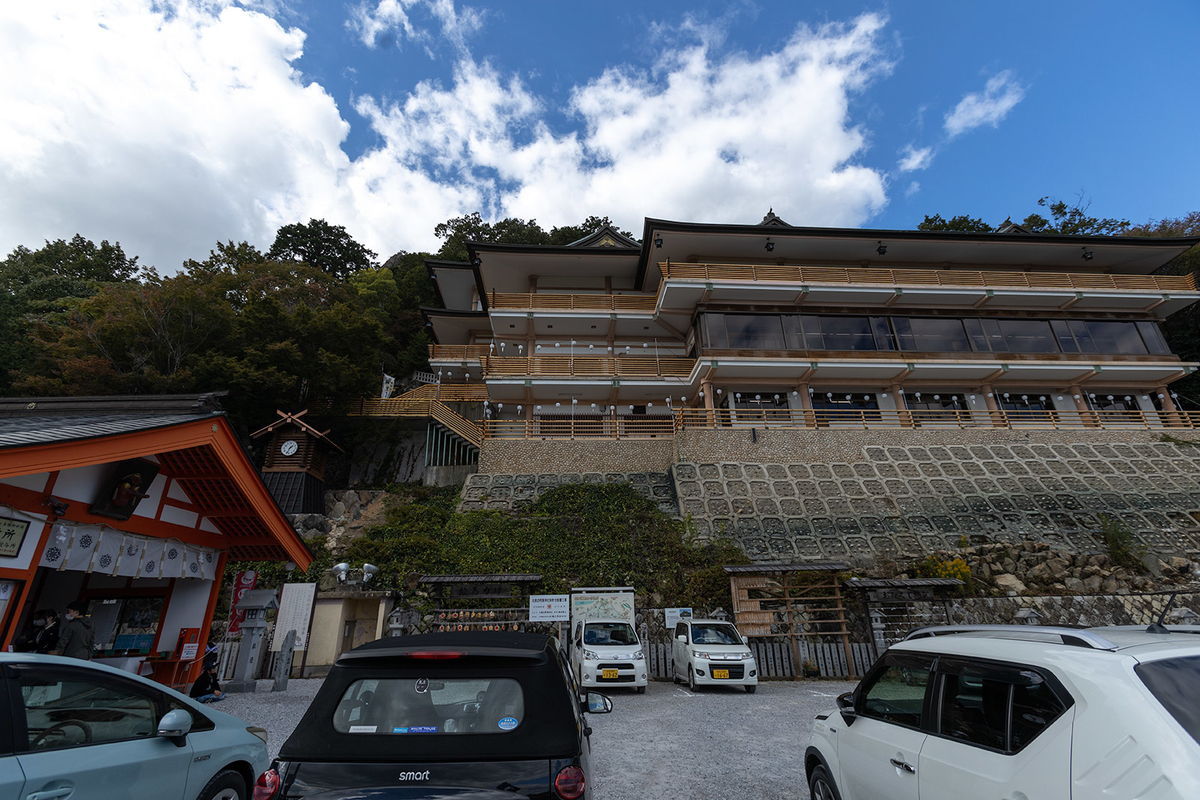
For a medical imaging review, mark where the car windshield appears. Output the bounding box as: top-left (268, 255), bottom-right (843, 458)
top-left (690, 624), bottom-right (742, 645)
top-left (332, 677), bottom-right (525, 735)
top-left (1135, 655), bottom-right (1200, 744)
top-left (584, 622), bottom-right (637, 646)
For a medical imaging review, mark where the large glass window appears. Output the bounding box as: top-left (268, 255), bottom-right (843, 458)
top-left (859, 656), bottom-right (933, 729)
top-left (997, 320), bottom-right (1059, 353)
top-left (333, 678), bottom-right (525, 735)
top-left (898, 318), bottom-right (972, 352)
top-left (1136, 321), bottom-right (1170, 355)
top-left (724, 315), bottom-right (785, 349)
top-left (1083, 321), bottom-right (1149, 355)
top-left (816, 316), bottom-right (875, 350)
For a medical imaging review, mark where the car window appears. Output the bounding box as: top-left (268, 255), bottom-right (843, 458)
top-left (14, 667), bottom-right (159, 752)
top-left (1009, 680), bottom-right (1067, 750)
top-left (167, 697), bottom-right (215, 733)
top-left (675, 623), bottom-right (688, 641)
top-left (1135, 656), bottom-right (1200, 745)
top-left (938, 673), bottom-right (1009, 750)
top-left (859, 656), bottom-right (932, 729)
top-left (332, 678), bottom-right (525, 735)
top-left (584, 622), bottom-right (636, 646)
top-left (690, 624), bottom-right (741, 645)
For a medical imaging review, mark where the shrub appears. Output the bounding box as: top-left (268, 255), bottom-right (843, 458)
top-left (1098, 514), bottom-right (1146, 572)
top-left (912, 555), bottom-right (974, 594)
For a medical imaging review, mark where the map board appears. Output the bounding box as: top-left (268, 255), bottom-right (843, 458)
top-left (271, 582), bottom-right (316, 651)
top-left (569, 592), bottom-right (635, 625)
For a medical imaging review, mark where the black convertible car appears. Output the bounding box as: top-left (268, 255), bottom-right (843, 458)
top-left (252, 632), bottom-right (612, 800)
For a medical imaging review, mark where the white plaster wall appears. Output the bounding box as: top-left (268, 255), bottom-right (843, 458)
top-left (0, 473), bottom-right (48, 493)
top-left (160, 506), bottom-right (198, 528)
top-left (52, 464), bottom-right (109, 504)
top-left (157, 578), bottom-right (214, 653)
top-left (132, 473), bottom-right (169, 519)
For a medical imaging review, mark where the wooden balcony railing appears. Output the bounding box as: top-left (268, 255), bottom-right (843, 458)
top-left (428, 344), bottom-right (491, 361)
top-left (397, 383), bottom-right (491, 402)
top-left (327, 397), bottom-right (483, 445)
top-left (480, 355), bottom-right (696, 378)
top-left (483, 416), bottom-right (675, 439)
top-left (489, 292), bottom-right (657, 312)
top-left (660, 261), bottom-right (1197, 293)
top-left (673, 407), bottom-right (1200, 431)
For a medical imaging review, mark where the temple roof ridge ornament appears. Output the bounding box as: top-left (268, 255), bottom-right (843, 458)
top-left (565, 223), bottom-right (640, 249)
top-left (759, 208), bottom-right (792, 227)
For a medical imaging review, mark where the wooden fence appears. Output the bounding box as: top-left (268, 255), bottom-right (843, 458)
top-left (643, 639), bottom-right (877, 680)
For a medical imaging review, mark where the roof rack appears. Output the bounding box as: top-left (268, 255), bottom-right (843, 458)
top-left (904, 625), bottom-right (1120, 651)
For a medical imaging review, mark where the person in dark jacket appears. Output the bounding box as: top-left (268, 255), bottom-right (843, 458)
top-left (14, 609), bottom-right (60, 654)
top-left (189, 664), bottom-right (225, 703)
top-left (54, 600), bottom-right (95, 660)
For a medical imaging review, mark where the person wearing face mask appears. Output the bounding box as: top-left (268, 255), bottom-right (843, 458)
top-left (54, 600), bottom-right (95, 660)
top-left (14, 609), bottom-right (60, 654)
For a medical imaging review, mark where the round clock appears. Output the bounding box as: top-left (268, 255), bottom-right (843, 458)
top-left (280, 439), bottom-right (299, 456)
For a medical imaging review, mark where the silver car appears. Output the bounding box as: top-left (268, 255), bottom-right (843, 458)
top-left (1, 653), bottom-right (269, 800)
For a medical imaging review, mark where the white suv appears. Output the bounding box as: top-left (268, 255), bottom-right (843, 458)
top-left (806, 624), bottom-right (1200, 800)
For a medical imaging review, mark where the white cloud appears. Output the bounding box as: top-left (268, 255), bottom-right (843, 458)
top-left (897, 144), bottom-right (933, 172)
top-left (944, 70), bottom-right (1025, 138)
top-left (0, 2), bottom-right (895, 270)
top-left (904, 181), bottom-right (920, 198)
top-left (347, 0), bottom-right (482, 55)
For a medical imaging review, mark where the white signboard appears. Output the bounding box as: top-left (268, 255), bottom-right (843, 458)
top-left (665, 607), bottom-right (694, 630)
top-left (271, 582), bottom-right (316, 652)
top-left (529, 594), bottom-right (570, 622)
top-left (569, 592), bottom-right (635, 626)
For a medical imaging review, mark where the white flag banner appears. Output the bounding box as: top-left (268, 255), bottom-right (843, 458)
top-left (184, 546), bottom-right (203, 579)
top-left (115, 535), bottom-right (144, 577)
top-left (199, 548), bottom-right (218, 580)
top-left (90, 529), bottom-right (123, 575)
top-left (138, 538), bottom-right (164, 578)
top-left (160, 540), bottom-right (186, 579)
top-left (37, 523), bottom-right (72, 569)
top-left (381, 373), bottom-right (396, 399)
top-left (65, 525), bottom-right (102, 571)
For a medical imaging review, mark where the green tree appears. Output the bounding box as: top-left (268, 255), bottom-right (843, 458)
top-left (916, 214), bottom-right (994, 233)
top-left (918, 194), bottom-right (1131, 236)
top-left (548, 215), bottom-right (636, 245)
top-left (433, 212), bottom-right (551, 262)
top-left (267, 219), bottom-right (377, 281)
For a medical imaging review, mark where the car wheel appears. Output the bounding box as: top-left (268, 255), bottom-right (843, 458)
top-left (687, 666), bottom-right (697, 692)
top-left (808, 765), bottom-right (841, 800)
top-left (197, 769), bottom-right (247, 800)
top-left (745, 684), bottom-right (757, 694)
top-left (636, 685), bottom-right (646, 694)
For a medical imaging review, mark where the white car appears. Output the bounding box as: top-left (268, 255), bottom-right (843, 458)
top-left (671, 618), bottom-right (757, 693)
top-left (806, 624), bottom-right (1200, 800)
top-left (570, 618), bottom-right (648, 693)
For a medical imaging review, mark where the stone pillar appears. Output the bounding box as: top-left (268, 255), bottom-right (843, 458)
top-left (980, 384), bottom-right (1002, 428)
top-left (887, 383), bottom-right (907, 427)
top-left (794, 382), bottom-right (811, 427)
top-left (1068, 383), bottom-right (1096, 428)
top-left (1159, 385), bottom-right (1183, 428)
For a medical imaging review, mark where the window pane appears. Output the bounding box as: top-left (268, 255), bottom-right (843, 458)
top-left (981, 319), bottom-right (1007, 352)
top-left (871, 317), bottom-right (895, 350)
top-left (782, 315), bottom-right (805, 349)
top-left (905, 318), bottom-right (971, 352)
top-left (817, 316), bottom-right (875, 350)
top-left (1135, 656), bottom-right (1200, 745)
top-left (1085, 321), bottom-right (1148, 355)
top-left (1050, 320), bottom-right (1078, 353)
top-left (892, 317), bottom-right (914, 351)
top-left (333, 678), bottom-right (525, 735)
top-left (703, 314), bottom-right (727, 349)
top-left (800, 315), bottom-right (823, 349)
top-left (1069, 320), bottom-right (1095, 353)
top-left (938, 673), bottom-right (1010, 750)
top-left (724, 315), bottom-right (784, 349)
top-left (17, 668), bottom-right (158, 751)
top-left (1010, 681), bottom-right (1067, 751)
top-left (1136, 321), bottom-right (1170, 355)
top-left (998, 320), bottom-right (1059, 353)
top-left (962, 318), bottom-right (988, 351)
top-left (861, 663), bottom-right (930, 728)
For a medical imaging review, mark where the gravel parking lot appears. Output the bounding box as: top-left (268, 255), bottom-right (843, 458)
top-left (222, 677), bottom-right (856, 799)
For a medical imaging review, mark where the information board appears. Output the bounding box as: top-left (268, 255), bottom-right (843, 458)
top-left (271, 582), bottom-right (316, 652)
top-left (529, 594), bottom-right (570, 622)
top-left (0, 518), bottom-right (30, 559)
top-left (664, 607), bottom-right (693, 630)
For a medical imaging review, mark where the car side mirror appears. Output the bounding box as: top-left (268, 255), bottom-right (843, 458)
top-left (157, 708), bottom-right (193, 745)
top-left (584, 692), bottom-right (613, 714)
top-left (836, 691), bottom-right (857, 726)
top-left (676, 634), bottom-right (687, 643)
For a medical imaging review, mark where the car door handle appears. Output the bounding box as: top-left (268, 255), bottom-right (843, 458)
top-left (889, 758), bottom-right (916, 774)
top-left (28, 789), bottom-right (74, 800)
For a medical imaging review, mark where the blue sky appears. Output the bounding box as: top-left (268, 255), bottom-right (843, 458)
top-left (1, 1), bottom-right (1197, 270)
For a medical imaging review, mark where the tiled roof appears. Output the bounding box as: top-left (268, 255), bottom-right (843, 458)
top-left (0, 413), bottom-right (217, 449)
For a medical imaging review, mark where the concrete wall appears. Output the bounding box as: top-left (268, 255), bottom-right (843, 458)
top-left (460, 471), bottom-right (679, 515)
top-left (479, 438), bottom-right (675, 474)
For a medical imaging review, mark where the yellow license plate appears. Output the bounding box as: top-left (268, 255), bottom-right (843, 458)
top-left (602, 669), bottom-right (618, 679)
top-left (713, 669), bottom-right (730, 679)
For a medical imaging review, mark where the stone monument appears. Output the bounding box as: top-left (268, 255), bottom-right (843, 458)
top-left (225, 588), bottom-right (279, 694)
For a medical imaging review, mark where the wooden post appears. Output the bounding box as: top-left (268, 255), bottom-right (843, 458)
top-left (833, 579), bottom-right (856, 679)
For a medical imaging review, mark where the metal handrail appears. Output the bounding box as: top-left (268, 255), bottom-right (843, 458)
top-left (672, 407), bottom-right (1199, 430)
top-left (904, 625), bottom-right (1120, 651)
top-left (480, 355), bottom-right (696, 378)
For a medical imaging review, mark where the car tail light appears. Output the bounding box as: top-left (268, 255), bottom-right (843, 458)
top-left (554, 765), bottom-right (585, 799)
top-left (253, 769), bottom-right (280, 800)
top-left (408, 650), bottom-right (464, 659)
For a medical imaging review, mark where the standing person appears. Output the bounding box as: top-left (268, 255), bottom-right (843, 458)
top-left (13, 609), bottom-right (59, 654)
top-left (189, 663), bottom-right (225, 703)
top-left (54, 600), bottom-right (95, 660)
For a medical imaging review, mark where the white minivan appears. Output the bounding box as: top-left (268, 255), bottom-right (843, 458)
top-left (671, 618), bottom-right (758, 692)
top-left (570, 618), bottom-right (648, 693)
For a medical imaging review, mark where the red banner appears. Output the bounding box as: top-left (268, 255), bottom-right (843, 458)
top-left (228, 570), bottom-right (257, 636)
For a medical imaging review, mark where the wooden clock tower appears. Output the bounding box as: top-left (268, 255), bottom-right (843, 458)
top-left (251, 410), bottom-right (343, 514)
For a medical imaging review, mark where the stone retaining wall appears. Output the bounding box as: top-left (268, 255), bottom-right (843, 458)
top-left (459, 471), bottom-right (679, 515)
top-left (673, 433), bottom-right (1200, 564)
top-left (479, 438), bottom-right (675, 474)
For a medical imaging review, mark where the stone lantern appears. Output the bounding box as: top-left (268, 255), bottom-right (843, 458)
top-left (226, 589), bottom-right (279, 693)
